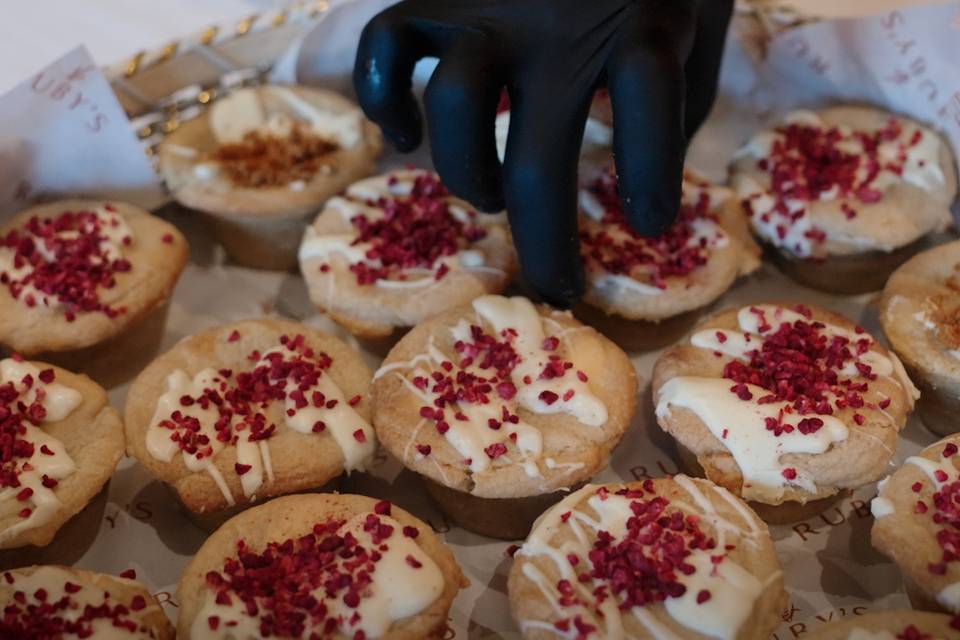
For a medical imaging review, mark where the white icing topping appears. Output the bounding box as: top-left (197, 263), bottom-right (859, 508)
top-left (374, 295), bottom-right (606, 480)
top-left (209, 86), bottom-right (362, 149)
top-left (517, 480), bottom-right (773, 640)
top-left (297, 170), bottom-right (506, 289)
top-left (145, 342), bottom-right (374, 506)
top-left (192, 513), bottom-right (444, 639)
top-left (1, 567), bottom-right (160, 639)
top-left (579, 174), bottom-right (731, 297)
top-left (735, 110), bottom-right (945, 258)
top-left (938, 581), bottom-right (960, 611)
top-left (0, 360), bottom-right (82, 544)
top-left (474, 296), bottom-right (606, 426)
top-left (658, 305), bottom-right (907, 503)
top-left (0, 206), bottom-right (132, 312)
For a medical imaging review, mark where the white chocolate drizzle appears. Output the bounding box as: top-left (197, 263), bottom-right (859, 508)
top-left (1, 566), bottom-right (160, 639)
top-left (297, 170), bottom-right (506, 289)
top-left (145, 340), bottom-right (374, 506)
top-left (0, 359), bottom-right (82, 544)
top-left (517, 480), bottom-right (773, 640)
top-left (579, 173), bottom-right (731, 300)
top-left (193, 513), bottom-right (444, 639)
top-left (210, 86), bottom-right (362, 149)
top-left (0, 206), bottom-right (133, 313)
top-left (374, 295), bottom-right (606, 480)
top-left (657, 304), bottom-right (912, 502)
top-left (735, 110), bottom-right (946, 258)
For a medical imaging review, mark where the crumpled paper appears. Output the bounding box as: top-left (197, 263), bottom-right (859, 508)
top-left (1, 1), bottom-right (959, 637)
top-left (0, 46), bottom-right (162, 218)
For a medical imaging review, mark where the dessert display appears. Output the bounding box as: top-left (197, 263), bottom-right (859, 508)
top-left (872, 434), bottom-right (960, 615)
top-left (731, 106), bottom-right (956, 294)
top-left (881, 240), bottom-right (960, 436)
top-left (124, 319), bottom-right (375, 518)
top-left (298, 169), bottom-right (516, 340)
top-left (653, 302), bottom-right (918, 523)
top-left (158, 85), bottom-right (383, 270)
top-left (805, 610), bottom-right (960, 639)
top-left (508, 478), bottom-right (786, 640)
top-left (0, 565), bottom-right (175, 638)
top-left (372, 294), bottom-right (637, 539)
top-left (177, 493), bottom-right (466, 639)
top-left (576, 167), bottom-right (760, 350)
top-left (0, 358), bottom-right (123, 550)
top-left (0, 200), bottom-right (188, 387)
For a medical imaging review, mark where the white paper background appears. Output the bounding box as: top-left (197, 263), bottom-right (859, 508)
top-left (1, 1), bottom-right (960, 638)
top-left (0, 46), bottom-right (162, 216)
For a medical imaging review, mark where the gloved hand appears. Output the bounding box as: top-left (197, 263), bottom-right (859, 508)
top-left (353, 0), bottom-right (733, 307)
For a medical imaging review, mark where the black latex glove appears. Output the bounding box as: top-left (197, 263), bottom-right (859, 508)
top-left (353, 0), bottom-right (733, 307)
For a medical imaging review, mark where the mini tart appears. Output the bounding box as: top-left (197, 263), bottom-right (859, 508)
top-left (872, 434), bottom-right (960, 615)
top-left (298, 170), bottom-right (517, 339)
top-left (508, 478), bottom-right (785, 640)
top-left (653, 303), bottom-right (918, 523)
top-left (881, 240), bottom-right (960, 436)
top-left (159, 85), bottom-right (382, 270)
top-left (0, 200), bottom-right (187, 387)
top-left (731, 106), bottom-right (957, 294)
top-left (372, 295), bottom-right (637, 539)
top-left (576, 168), bottom-right (760, 349)
top-left (177, 493), bottom-right (465, 639)
top-left (805, 611), bottom-right (959, 640)
top-left (0, 565), bottom-right (174, 639)
top-left (0, 358), bottom-right (123, 549)
top-left (124, 318), bottom-right (375, 514)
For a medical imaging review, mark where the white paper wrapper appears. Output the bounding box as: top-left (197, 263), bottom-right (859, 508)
top-left (1, 1), bottom-right (959, 637)
top-left (0, 46), bottom-right (163, 217)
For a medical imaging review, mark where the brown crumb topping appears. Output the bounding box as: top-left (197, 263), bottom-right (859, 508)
top-left (210, 123), bottom-right (338, 188)
top-left (929, 293), bottom-right (960, 350)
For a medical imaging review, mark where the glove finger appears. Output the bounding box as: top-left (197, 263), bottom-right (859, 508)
top-left (424, 39), bottom-right (505, 212)
top-left (607, 4), bottom-right (696, 236)
top-left (684, 0), bottom-right (734, 137)
top-left (352, 5), bottom-right (438, 152)
top-left (503, 86), bottom-right (592, 308)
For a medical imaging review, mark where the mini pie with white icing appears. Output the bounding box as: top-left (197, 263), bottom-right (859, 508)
top-left (653, 303), bottom-right (918, 506)
top-left (579, 168), bottom-right (760, 321)
top-left (881, 240), bottom-right (960, 398)
top-left (158, 85), bottom-right (382, 217)
top-left (298, 169), bottom-right (517, 338)
top-left (0, 358), bottom-right (123, 549)
top-left (804, 610), bottom-right (959, 640)
top-left (872, 434), bottom-right (960, 615)
top-left (372, 295), bottom-right (637, 498)
top-left (0, 565), bottom-right (174, 639)
top-left (508, 478), bottom-right (785, 640)
top-left (0, 200), bottom-right (187, 355)
top-left (177, 493), bottom-right (466, 639)
top-left (124, 319), bottom-right (375, 513)
top-left (731, 106), bottom-right (956, 260)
